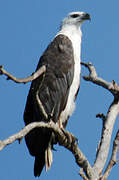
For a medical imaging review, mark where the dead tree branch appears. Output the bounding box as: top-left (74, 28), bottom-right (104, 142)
top-left (81, 62), bottom-right (119, 179)
top-left (0, 121), bottom-right (93, 179)
top-left (81, 62), bottom-right (119, 97)
top-left (101, 130), bottom-right (119, 180)
top-left (0, 62), bottom-right (119, 179)
top-left (0, 65), bottom-right (46, 83)
top-left (93, 100), bottom-right (119, 174)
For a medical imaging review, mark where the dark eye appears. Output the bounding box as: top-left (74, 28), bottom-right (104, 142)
top-left (70, 14), bottom-right (79, 18)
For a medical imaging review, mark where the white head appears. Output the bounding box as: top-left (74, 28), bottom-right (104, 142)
top-left (61, 11), bottom-right (90, 30)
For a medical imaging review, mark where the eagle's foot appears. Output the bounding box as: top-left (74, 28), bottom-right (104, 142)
top-left (60, 128), bottom-right (78, 149)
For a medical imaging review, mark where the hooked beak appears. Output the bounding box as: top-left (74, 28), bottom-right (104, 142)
top-left (81, 13), bottom-right (91, 21)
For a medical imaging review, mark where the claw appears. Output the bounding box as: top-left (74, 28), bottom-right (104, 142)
top-left (61, 128), bottom-right (78, 148)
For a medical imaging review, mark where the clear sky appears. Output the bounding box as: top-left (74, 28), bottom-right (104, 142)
top-left (0, 0), bottom-right (119, 180)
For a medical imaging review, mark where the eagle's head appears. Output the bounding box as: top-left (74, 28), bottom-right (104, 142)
top-left (61, 11), bottom-right (90, 28)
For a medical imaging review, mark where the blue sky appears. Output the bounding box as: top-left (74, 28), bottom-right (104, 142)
top-left (0, 0), bottom-right (119, 179)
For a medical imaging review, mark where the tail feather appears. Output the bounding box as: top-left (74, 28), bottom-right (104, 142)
top-left (34, 156), bottom-right (45, 177)
top-left (45, 146), bottom-right (53, 171)
top-left (34, 147), bottom-right (53, 177)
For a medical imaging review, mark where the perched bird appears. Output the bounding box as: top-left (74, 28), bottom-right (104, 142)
top-left (24, 11), bottom-right (90, 177)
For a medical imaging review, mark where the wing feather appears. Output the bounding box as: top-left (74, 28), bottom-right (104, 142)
top-left (24, 34), bottom-right (74, 124)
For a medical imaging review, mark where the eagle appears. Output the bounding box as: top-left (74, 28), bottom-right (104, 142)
top-left (24, 11), bottom-right (90, 177)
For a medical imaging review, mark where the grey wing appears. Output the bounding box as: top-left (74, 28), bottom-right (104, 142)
top-left (24, 34), bottom-right (74, 125)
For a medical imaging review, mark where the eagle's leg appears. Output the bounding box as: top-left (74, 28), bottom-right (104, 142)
top-left (58, 117), bottom-right (64, 129)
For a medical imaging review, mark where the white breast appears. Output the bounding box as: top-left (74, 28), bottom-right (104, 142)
top-left (57, 26), bottom-right (82, 125)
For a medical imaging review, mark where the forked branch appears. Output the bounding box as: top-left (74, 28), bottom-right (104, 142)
top-left (81, 62), bottom-right (119, 97)
top-left (81, 62), bottom-right (119, 179)
top-left (0, 62), bottom-right (119, 180)
top-left (0, 121), bottom-right (93, 179)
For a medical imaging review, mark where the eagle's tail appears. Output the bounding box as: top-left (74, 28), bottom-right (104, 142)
top-left (34, 146), bottom-right (53, 177)
top-left (45, 144), bottom-right (53, 171)
top-left (34, 155), bottom-right (45, 177)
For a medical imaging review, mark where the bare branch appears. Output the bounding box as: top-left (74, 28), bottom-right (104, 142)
top-left (96, 113), bottom-right (106, 121)
top-left (0, 121), bottom-right (93, 179)
top-left (0, 65), bottom-right (46, 83)
top-left (1, 61), bottom-right (119, 179)
top-left (93, 100), bottom-right (119, 174)
top-left (81, 62), bottom-right (119, 178)
top-left (95, 114), bottom-right (105, 159)
top-left (81, 62), bottom-right (119, 96)
top-left (101, 130), bottom-right (119, 180)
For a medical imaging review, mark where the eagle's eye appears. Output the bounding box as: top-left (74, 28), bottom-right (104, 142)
top-left (70, 14), bottom-right (79, 18)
